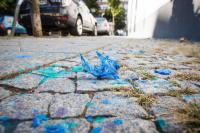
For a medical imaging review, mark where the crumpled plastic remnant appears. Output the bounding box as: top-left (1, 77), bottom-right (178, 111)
top-left (80, 51), bottom-right (120, 79)
top-left (154, 69), bottom-right (171, 75)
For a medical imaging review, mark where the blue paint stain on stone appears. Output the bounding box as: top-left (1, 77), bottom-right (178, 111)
top-left (113, 119), bottom-right (123, 126)
top-left (33, 114), bottom-right (48, 128)
top-left (86, 102), bottom-right (95, 107)
top-left (44, 124), bottom-right (65, 133)
top-left (86, 116), bottom-right (93, 122)
top-left (154, 69), bottom-right (171, 75)
top-left (0, 116), bottom-right (10, 122)
top-left (16, 54), bottom-right (32, 58)
top-left (90, 127), bottom-right (101, 133)
top-left (100, 99), bottom-right (111, 105)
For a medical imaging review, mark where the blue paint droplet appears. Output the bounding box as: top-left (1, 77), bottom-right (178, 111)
top-left (86, 116), bottom-right (93, 122)
top-left (113, 119), bottom-right (123, 126)
top-left (90, 127), bottom-right (101, 133)
top-left (101, 99), bottom-right (111, 105)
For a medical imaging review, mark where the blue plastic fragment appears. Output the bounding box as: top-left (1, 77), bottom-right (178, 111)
top-left (80, 51), bottom-right (120, 80)
top-left (154, 69), bottom-right (171, 75)
top-left (86, 116), bottom-right (93, 122)
top-left (44, 124), bottom-right (66, 133)
top-left (90, 127), bottom-right (101, 133)
top-left (113, 119), bottom-right (123, 126)
top-left (33, 114), bottom-right (48, 128)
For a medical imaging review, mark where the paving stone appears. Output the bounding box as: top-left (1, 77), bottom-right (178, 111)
top-left (37, 78), bottom-right (75, 93)
top-left (0, 87), bottom-right (11, 100)
top-left (176, 80), bottom-right (200, 92)
top-left (14, 119), bottom-right (90, 133)
top-left (150, 96), bottom-right (187, 133)
top-left (92, 117), bottom-right (159, 133)
top-left (32, 66), bottom-right (76, 79)
top-left (118, 70), bottom-right (139, 81)
top-left (52, 61), bottom-right (79, 68)
top-left (86, 92), bottom-right (147, 118)
top-left (182, 93), bottom-right (200, 104)
top-left (0, 93), bottom-right (52, 120)
top-left (77, 79), bottom-right (133, 92)
top-left (77, 72), bottom-right (97, 80)
top-left (134, 79), bottom-right (178, 95)
top-left (0, 73), bottom-right (43, 90)
top-left (50, 94), bottom-right (90, 118)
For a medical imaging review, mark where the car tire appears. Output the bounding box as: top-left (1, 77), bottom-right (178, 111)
top-left (6, 29), bottom-right (12, 36)
top-left (93, 25), bottom-right (97, 36)
top-left (71, 17), bottom-right (83, 36)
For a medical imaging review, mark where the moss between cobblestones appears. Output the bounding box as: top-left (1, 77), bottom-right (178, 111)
top-left (137, 95), bottom-right (156, 112)
top-left (139, 70), bottom-right (156, 80)
top-left (173, 73), bottom-right (200, 82)
top-left (176, 102), bottom-right (200, 129)
top-left (167, 88), bottom-right (197, 97)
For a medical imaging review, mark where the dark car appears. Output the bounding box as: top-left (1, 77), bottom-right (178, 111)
top-left (20, 0), bottom-right (97, 36)
top-left (0, 16), bottom-right (27, 36)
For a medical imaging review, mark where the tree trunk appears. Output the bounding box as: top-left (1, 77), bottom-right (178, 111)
top-left (32, 0), bottom-right (43, 37)
top-left (112, 16), bottom-right (115, 33)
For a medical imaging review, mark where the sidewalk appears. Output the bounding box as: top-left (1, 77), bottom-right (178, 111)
top-left (0, 38), bottom-right (199, 133)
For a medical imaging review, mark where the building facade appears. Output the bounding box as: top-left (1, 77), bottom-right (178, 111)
top-left (128, 0), bottom-right (200, 41)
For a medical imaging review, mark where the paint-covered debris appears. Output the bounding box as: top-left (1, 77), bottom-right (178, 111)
top-left (80, 51), bottom-right (120, 79)
top-left (0, 87), bottom-right (10, 100)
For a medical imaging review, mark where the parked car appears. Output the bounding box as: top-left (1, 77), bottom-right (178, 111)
top-left (96, 17), bottom-right (110, 35)
top-left (20, 0), bottom-right (97, 36)
top-left (0, 16), bottom-right (27, 36)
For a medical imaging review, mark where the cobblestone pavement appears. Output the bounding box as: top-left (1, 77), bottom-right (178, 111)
top-left (0, 37), bottom-right (200, 133)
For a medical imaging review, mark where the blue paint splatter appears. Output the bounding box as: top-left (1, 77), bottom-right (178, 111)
top-left (113, 119), bottom-right (123, 126)
top-left (90, 127), bottom-right (101, 133)
top-left (95, 116), bottom-right (107, 123)
top-left (101, 99), bottom-right (111, 105)
top-left (86, 102), bottom-right (95, 107)
top-left (0, 116), bottom-right (10, 121)
top-left (16, 54), bottom-right (32, 58)
top-left (86, 116), bottom-right (93, 122)
top-left (33, 114), bottom-right (48, 128)
top-left (44, 124), bottom-right (65, 133)
top-left (154, 69), bottom-right (171, 75)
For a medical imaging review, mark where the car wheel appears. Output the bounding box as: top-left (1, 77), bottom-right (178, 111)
top-left (71, 17), bottom-right (83, 36)
top-left (6, 29), bottom-right (12, 36)
top-left (93, 25), bottom-right (97, 36)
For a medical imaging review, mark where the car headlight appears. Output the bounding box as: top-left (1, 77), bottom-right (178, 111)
top-left (62, 0), bottom-right (72, 6)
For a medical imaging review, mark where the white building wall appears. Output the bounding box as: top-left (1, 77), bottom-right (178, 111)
top-left (128, 0), bottom-right (171, 38)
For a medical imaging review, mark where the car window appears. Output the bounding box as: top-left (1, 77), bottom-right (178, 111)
top-left (96, 18), bottom-right (105, 22)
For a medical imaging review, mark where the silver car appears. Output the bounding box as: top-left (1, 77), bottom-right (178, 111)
top-left (96, 17), bottom-right (110, 35)
top-left (20, 0), bottom-right (97, 36)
